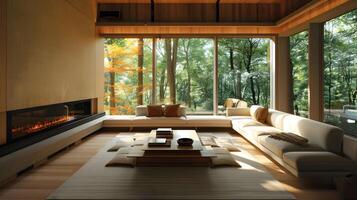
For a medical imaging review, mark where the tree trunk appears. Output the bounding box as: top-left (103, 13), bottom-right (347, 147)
top-left (236, 61), bottom-right (242, 99)
top-left (256, 80), bottom-right (260, 105)
top-left (137, 38), bottom-right (144, 105)
top-left (159, 67), bottom-right (166, 103)
top-left (184, 40), bottom-right (191, 107)
top-left (244, 39), bottom-right (257, 105)
top-left (165, 38), bottom-right (178, 104)
top-left (109, 59), bottom-right (116, 114)
top-left (229, 48), bottom-right (234, 70)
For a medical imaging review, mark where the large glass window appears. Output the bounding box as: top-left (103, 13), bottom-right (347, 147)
top-left (104, 37), bottom-right (272, 116)
top-left (290, 31), bottom-right (309, 117)
top-left (155, 38), bottom-right (214, 114)
top-left (104, 38), bottom-right (152, 115)
top-left (218, 38), bottom-right (271, 114)
top-left (324, 10), bottom-right (357, 136)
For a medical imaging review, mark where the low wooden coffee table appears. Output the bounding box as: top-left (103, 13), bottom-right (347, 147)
top-left (128, 130), bottom-right (215, 167)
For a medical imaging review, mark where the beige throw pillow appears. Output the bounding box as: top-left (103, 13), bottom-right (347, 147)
top-left (250, 105), bottom-right (268, 123)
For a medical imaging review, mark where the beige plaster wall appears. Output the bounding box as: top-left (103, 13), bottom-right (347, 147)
top-left (1, 0), bottom-right (7, 144)
top-left (6, 0), bottom-right (103, 111)
top-left (0, 0), bottom-right (104, 144)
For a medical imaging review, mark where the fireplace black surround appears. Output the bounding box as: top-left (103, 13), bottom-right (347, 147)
top-left (0, 99), bottom-right (104, 157)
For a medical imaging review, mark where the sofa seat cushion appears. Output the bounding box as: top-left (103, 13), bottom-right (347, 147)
top-left (132, 116), bottom-right (187, 127)
top-left (242, 126), bottom-right (283, 141)
top-left (258, 135), bottom-right (324, 158)
top-left (186, 116), bottom-right (231, 127)
top-left (231, 118), bottom-right (282, 141)
top-left (283, 151), bottom-right (357, 172)
top-left (230, 117), bottom-right (256, 130)
top-left (102, 115), bottom-right (134, 127)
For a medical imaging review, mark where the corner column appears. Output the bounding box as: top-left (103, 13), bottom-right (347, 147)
top-left (308, 23), bottom-right (324, 121)
top-left (272, 36), bottom-right (293, 113)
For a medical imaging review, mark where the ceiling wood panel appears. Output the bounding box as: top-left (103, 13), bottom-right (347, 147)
top-left (155, 4), bottom-right (216, 23)
top-left (96, 0), bottom-right (150, 3)
top-left (95, 0), bottom-right (355, 36)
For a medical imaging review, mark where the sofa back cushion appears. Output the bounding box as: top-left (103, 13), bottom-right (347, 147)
top-left (250, 105), bottom-right (268, 123)
top-left (343, 135), bottom-right (357, 162)
top-left (147, 105), bottom-right (163, 117)
top-left (266, 109), bottom-right (343, 154)
top-left (136, 105), bottom-right (148, 116)
top-left (224, 98), bottom-right (248, 108)
top-left (135, 105), bottom-right (186, 117)
top-left (164, 104), bottom-right (180, 117)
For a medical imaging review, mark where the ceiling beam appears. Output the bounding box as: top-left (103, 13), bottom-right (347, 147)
top-left (216, 0), bottom-right (220, 22)
top-left (95, 0), bottom-right (356, 36)
top-left (278, 0), bottom-right (355, 36)
top-left (96, 24), bottom-right (279, 35)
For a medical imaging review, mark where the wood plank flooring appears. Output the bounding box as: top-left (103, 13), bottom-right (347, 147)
top-left (0, 131), bottom-right (342, 200)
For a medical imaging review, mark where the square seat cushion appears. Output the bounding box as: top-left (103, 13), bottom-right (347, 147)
top-left (132, 116), bottom-right (187, 127)
top-left (283, 151), bottom-right (357, 172)
top-left (102, 115), bottom-right (133, 127)
top-left (186, 116), bottom-right (231, 127)
top-left (258, 135), bottom-right (324, 158)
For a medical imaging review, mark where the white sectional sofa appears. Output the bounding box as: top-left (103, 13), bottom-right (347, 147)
top-left (102, 105), bottom-right (357, 178)
top-left (229, 108), bottom-right (357, 177)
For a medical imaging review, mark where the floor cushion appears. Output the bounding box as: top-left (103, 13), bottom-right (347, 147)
top-left (107, 137), bottom-right (134, 152)
top-left (211, 149), bottom-right (241, 167)
top-left (283, 151), bottom-right (357, 172)
top-left (106, 154), bottom-right (136, 167)
top-left (215, 138), bottom-right (240, 152)
top-left (200, 136), bottom-right (219, 147)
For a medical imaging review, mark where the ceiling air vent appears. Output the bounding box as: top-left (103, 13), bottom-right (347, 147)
top-left (97, 4), bottom-right (122, 22)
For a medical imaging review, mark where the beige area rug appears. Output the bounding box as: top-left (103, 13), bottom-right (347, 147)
top-left (47, 132), bottom-right (295, 200)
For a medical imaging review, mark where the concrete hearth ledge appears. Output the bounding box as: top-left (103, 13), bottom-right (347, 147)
top-left (0, 116), bottom-right (105, 185)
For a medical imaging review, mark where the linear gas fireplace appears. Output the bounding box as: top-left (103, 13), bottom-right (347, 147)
top-left (1, 99), bottom-right (104, 157)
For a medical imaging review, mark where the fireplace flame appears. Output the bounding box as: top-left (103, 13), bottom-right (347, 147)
top-left (12, 115), bottom-right (74, 135)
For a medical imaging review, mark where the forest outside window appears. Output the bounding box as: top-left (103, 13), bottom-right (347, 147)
top-left (104, 38), bottom-right (153, 115)
top-left (104, 37), bottom-right (272, 116)
top-left (323, 10), bottom-right (357, 137)
top-left (290, 31), bottom-right (309, 117)
top-left (155, 38), bottom-right (214, 114)
top-left (218, 38), bottom-right (271, 115)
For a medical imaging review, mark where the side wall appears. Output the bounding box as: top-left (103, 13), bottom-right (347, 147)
top-left (0, 0), bottom-right (6, 144)
top-left (0, 0), bottom-right (104, 144)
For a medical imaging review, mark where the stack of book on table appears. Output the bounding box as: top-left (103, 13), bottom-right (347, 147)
top-left (148, 138), bottom-right (171, 147)
top-left (156, 128), bottom-right (173, 139)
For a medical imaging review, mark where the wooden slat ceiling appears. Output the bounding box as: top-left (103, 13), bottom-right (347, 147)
top-left (95, 0), bottom-right (356, 36)
top-left (96, 0), bottom-right (286, 3)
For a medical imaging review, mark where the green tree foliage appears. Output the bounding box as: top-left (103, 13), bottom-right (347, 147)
top-left (323, 10), bottom-right (357, 131)
top-left (290, 31), bottom-right (309, 117)
top-left (156, 38), bottom-right (214, 113)
top-left (104, 38), bottom-right (152, 115)
top-left (104, 38), bottom-right (271, 115)
top-left (218, 38), bottom-right (270, 109)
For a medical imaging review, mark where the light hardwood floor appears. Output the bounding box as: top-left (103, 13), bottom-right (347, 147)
top-left (0, 131), bottom-right (342, 200)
